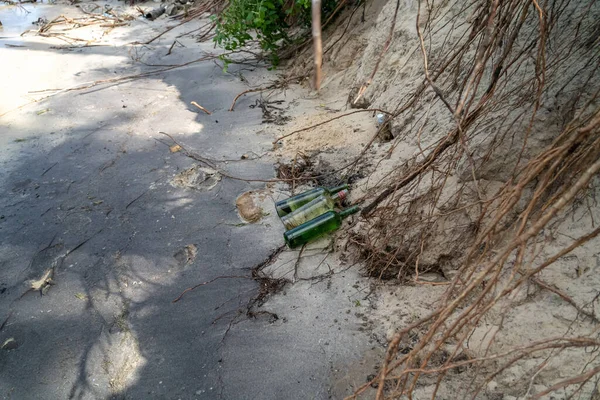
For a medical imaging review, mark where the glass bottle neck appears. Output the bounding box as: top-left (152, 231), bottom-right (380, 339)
top-left (328, 184), bottom-right (349, 194)
top-left (339, 206), bottom-right (360, 219)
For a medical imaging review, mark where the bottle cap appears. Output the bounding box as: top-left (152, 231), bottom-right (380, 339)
top-left (335, 189), bottom-right (349, 202)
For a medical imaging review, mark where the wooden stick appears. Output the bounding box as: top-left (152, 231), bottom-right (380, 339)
top-left (191, 101), bottom-right (212, 115)
top-left (311, 0), bottom-right (323, 91)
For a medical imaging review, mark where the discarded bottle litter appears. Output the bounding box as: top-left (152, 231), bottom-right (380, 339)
top-left (276, 184), bottom-right (357, 248)
top-left (274, 184), bottom-right (348, 217)
top-left (283, 206), bottom-right (360, 248)
top-left (281, 189), bottom-right (348, 230)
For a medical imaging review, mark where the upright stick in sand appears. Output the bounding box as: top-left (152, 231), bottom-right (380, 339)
top-left (311, 0), bottom-right (322, 91)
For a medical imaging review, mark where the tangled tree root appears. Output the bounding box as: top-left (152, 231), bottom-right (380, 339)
top-left (341, 0), bottom-right (600, 398)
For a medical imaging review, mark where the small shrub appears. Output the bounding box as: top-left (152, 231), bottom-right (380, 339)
top-left (214, 0), bottom-right (291, 66)
top-left (214, 0), bottom-right (339, 67)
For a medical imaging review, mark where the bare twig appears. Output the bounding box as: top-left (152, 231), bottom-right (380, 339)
top-left (229, 75), bottom-right (303, 111)
top-left (172, 275), bottom-right (251, 303)
top-left (352, 0), bottom-right (401, 105)
top-left (273, 108), bottom-right (391, 143)
top-left (190, 101), bottom-right (212, 115)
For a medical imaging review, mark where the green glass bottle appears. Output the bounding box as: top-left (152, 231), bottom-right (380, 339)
top-left (283, 206), bottom-right (360, 248)
top-left (281, 189), bottom-right (349, 230)
top-left (275, 184), bottom-right (349, 217)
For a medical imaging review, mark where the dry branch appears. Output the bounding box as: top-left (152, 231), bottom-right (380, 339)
top-left (352, 0), bottom-right (401, 105)
top-left (229, 75), bottom-right (304, 111)
top-left (191, 101), bottom-right (212, 114)
top-left (172, 275), bottom-right (251, 303)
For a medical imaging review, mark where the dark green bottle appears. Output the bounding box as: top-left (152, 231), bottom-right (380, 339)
top-left (275, 184), bottom-right (349, 217)
top-left (283, 206), bottom-right (360, 248)
top-left (281, 189), bottom-right (348, 230)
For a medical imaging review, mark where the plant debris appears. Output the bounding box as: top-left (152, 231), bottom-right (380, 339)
top-left (74, 292), bottom-right (87, 300)
top-left (250, 98), bottom-right (290, 125)
top-left (22, 267), bottom-right (55, 298)
top-left (170, 165), bottom-right (221, 191)
top-left (1, 338), bottom-right (18, 351)
top-left (173, 244), bottom-right (198, 267)
top-left (169, 144), bottom-right (182, 153)
top-left (190, 101), bottom-right (212, 115)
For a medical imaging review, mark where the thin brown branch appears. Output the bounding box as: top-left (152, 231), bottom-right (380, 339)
top-left (172, 275), bottom-right (251, 303)
top-left (273, 108), bottom-right (392, 143)
top-left (352, 0), bottom-right (401, 105)
top-left (191, 101), bottom-right (212, 115)
top-left (530, 276), bottom-right (600, 323)
top-left (229, 75), bottom-right (304, 111)
top-left (533, 365), bottom-right (600, 399)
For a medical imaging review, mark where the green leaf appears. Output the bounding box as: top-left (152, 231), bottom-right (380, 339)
top-left (212, 0), bottom-right (319, 67)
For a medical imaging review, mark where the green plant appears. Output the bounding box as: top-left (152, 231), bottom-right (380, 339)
top-left (214, 0), bottom-right (291, 67)
top-left (213, 0), bottom-right (339, 68)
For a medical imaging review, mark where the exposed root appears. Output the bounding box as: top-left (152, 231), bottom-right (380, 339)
top-left (336, 0), bottom-right (600, 398)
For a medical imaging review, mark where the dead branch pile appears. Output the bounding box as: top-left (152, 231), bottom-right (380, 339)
top-left (344, 0), bottom-right (600, 398)
top-left (21, 7), bottom-right (134, 42)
